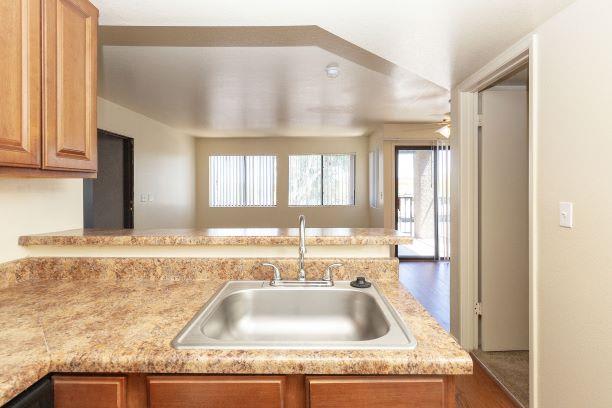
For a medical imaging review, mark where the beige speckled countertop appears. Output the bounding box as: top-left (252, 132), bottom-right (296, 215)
top-left (19, 228), bottom-right (413, 246)
top-left (0, 278), bottom-right (470, 405)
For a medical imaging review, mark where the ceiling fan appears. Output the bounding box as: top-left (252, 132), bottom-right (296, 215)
top-left (434, 114), bottom-right (451, 138)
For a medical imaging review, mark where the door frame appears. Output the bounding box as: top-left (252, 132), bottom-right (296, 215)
top-left (394, 145), bottom-right (439, 260)
top-left (83, 129), bottom-right (134, 228)
top-left (452, 34), bottom-right (538, 405)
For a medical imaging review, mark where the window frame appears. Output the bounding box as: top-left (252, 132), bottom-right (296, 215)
top-left (287, 153), bottom-right (356, 207)
top-left (208, 154), bottom-right (278, 208)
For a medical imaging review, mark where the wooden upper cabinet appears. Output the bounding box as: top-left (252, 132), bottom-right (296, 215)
top-left (0, 0), bottom-right (42, 168)
top-left (43, 0), bottom-right (98, 172)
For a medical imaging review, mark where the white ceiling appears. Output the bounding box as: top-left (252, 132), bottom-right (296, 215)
top-left (93, 0), bottom-right (574, 137)
top-left (99, 43), bottom-right (449, 137)
top-left (91, 0), bottom-right (575, 89)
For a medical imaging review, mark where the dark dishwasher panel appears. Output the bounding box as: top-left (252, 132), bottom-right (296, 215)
top-left (4, 377), bottom-right (52, 408)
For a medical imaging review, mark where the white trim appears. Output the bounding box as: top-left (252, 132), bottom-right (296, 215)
top-left (457, 34), bottom-right (531, 92)
top-left (453, 33), bottom-right (538, 407)
top-left (487, 85), bottom-right (528, 91)
top-left (527, 35), bottom-right (539, 408)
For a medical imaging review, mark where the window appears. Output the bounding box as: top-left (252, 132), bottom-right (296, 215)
top-left (369, 149), bottom-right (379, 208)
top-left (209, 155), bottom-right (276, 207)
top-left (288, 154), bottom-right (355, 206)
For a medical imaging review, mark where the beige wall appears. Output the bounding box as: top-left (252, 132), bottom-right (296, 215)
top-left (533, 1), bottom-right (612, 406)
top-left (195, 136), bottom-right (370, 228)
top-left (97, 98), bottom-right (197, 229)
top-left (0, 179), bottom-right (82, 263)
top-left (452, 0), bottom-right (612, 406)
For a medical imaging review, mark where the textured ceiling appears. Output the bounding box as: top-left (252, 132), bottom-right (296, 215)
top-left (99, 27), bottom-right (449, 137)
top-left (92, 0), bottom-right (575, 88)
top-left (93, 0), bottom-right (575, 136)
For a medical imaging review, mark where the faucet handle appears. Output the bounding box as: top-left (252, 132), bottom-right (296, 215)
top-left (323, 263), bottom-right (343, 282)
top-left (261, 262), bottom-right (282, 281)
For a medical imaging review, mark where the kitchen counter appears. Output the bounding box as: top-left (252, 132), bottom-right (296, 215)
top-left (0, 276), bottom-right (470, 405)
top-left (19, 227), bottom-right (413, 247)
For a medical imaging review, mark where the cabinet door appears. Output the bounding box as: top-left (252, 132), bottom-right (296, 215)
top-left (307, 376), bottom-right (453, 408)
top-left (0, 0), bottom-right (41, 168)
top-left (42, 0), bottom-right (98, 172)
top-left (147, 376), bottom-right (286, 408)
top-left (53, 376), bottom-right (126, 408)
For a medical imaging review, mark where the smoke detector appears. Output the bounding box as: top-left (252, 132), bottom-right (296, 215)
top-left (325, 63), bottom-right (340, 78)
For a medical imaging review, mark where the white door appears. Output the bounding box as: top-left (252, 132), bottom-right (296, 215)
top-left (479, 88), bottom-right (529, 351)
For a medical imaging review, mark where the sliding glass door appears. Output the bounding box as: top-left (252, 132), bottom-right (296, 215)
top-left (395, 144), bottom-right (450, 260)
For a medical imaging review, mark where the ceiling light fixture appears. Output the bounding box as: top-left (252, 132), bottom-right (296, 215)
top-left (325, 63), bottom-right (340, 78)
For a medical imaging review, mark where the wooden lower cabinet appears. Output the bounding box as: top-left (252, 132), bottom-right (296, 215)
top-left (53, 376), bottom-right (126, 408)
top-left (52, 374), bottom-right (455, 408)
top-left (307, 376), bottom-right (454, 408)
top-left (147, 376), bottom-right (287, 408)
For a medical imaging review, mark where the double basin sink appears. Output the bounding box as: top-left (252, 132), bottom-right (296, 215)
top-left (172, 281), bottom-right (417, 350)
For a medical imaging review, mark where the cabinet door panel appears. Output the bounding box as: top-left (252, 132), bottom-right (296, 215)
top-left (43, 0), bottom-right (97, 171)
top-left (147, 376), bottom-right (286, 408)
top-left (53, 376), bottom-right (126, 408)
top-left (0, 0), bottom-right (41, 167)
top-left (307, 376), bottom-right (450, 408)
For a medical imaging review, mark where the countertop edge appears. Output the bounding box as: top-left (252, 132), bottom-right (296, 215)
top-left (18, 228), bottom-right (413, 247)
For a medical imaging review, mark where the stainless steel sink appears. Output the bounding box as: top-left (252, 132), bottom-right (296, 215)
top-left (172, 281), bottom-right (417, 350)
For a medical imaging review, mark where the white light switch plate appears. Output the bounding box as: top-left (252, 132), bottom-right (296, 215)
top-left (559, 202), bottom-right (573, 228)
top-left (140, 194), bottom-right (147, 203)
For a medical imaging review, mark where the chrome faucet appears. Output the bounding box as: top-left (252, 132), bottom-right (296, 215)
top-left (261, 215), bottom-right (338, 287)
top-left (298, 214), bottom-right (306, 281)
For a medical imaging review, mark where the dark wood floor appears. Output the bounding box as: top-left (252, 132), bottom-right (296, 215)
top-left (399, 261), bottom-right (521, 407)
top-left (457, 356), bottom-right (521, 408)
top-left (399, 260), bottom-right (450, 331)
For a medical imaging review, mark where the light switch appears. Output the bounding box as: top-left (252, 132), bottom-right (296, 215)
top-left (140, 194), bottom-right (147, 203)
top-left (148, 193), bottom-right (154, 202)
top-left (559, 202), bottom-right (573, 228)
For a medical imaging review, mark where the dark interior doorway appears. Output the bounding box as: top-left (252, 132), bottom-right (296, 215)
top-left (83, 129), bottom-right (134, 228)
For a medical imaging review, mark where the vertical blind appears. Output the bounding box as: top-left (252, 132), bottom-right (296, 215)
top-left (209, 155), bottom-right (277, 207)
top-left (436, 141), bottom-right (451, 259)
top-left (288, 154), bottom-right (355, 206)
top-left (369, 149), bottom-right (379, 208)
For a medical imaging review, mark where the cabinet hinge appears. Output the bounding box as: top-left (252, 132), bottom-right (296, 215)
top-left (476, 114), bottom-right (483, 127)
top-left (474, 302), bottom-right (483, 316)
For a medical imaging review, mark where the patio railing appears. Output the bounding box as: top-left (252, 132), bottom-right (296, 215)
top-left (397, 195), bottom-right (414, 236)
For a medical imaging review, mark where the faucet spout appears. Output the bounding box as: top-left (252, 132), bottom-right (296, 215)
top-left (298, 215), bottom-right (306, 281)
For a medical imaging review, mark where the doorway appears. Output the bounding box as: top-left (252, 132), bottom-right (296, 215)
top-left (83, 129), bottom-right (134, 229)
top-left (474, 65), bottom-right (530, 407)
top-left (395, 145), bottom-right (450, 260)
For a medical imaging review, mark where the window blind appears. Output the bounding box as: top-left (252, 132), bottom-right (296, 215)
top-left (209, 155), bottom-right (276, 207)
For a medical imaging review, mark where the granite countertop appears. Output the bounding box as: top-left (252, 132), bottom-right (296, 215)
top-left (18, 228), bottom-right (413, 247)
top-left (0, 278), bottom-right (470, 405)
